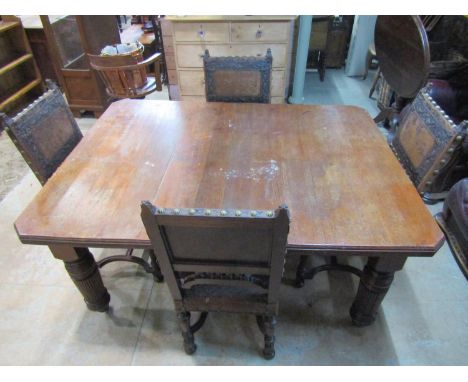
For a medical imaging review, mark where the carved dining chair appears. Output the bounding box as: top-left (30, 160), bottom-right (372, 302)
top-left (435, 178), bottom-right (468, 279)
top-left (203, 49), bottom-right (273, 103)
top-left (0, 80), bottom-right (163, 290)
top-left (389, 85), bottom-right (467, 203)
top-left (88, 51), bottom-right (163, 99)
top-left (141, 202), bottom-right (290, 359)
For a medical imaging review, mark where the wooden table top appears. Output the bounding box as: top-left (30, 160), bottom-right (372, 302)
top-left (14, 100), bottom-right (444, 255)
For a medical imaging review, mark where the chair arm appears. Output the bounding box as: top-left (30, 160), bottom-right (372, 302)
top-left (139, 52), bottom-right (163, 66)
top-left (117, 52), bottom-right (162, 70)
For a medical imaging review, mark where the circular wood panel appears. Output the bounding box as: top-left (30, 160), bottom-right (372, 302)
top-left (375, 16), bottom-right (430, 98)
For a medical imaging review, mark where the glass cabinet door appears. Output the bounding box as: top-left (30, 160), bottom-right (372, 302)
top-left (47, 15), bottom-right (88, 69)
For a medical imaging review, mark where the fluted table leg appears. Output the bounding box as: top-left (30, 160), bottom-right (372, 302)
top-left (49, 244), bottom-right (110, 312)
top-left (350, 255), bottom-right (407, 326)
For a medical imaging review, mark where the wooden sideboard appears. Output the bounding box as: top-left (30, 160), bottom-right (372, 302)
top-left (164, 16), bottom-right (296, 103)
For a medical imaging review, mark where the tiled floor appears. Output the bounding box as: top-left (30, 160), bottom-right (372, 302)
top-left (0, 71), bottom-right (467, 365)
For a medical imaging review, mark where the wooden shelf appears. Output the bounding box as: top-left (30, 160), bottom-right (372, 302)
top-left (0, 78), bottom-right (41, 111)
top-left (0, 53), bottom-right (33, 76)
top-left (0, 16), bottom-right (43, 114)
top-left (0, 21), bottom-right (20, 33)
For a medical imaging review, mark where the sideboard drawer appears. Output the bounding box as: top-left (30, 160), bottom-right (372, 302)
top-left (231, 22), bottom-right (290, 43)
top-left (179, 69), bottom-right (285, 98)
top-left (271, 70), bottom-right (285, 97)
top-left (179, 70), bottom-right (205, 95)
top-left (229, 44), bottom-right (288, 68)
top-left (174, 22), bottom-right (230, 42)
top-left (176, 44), bottom-right (231, 68)
top-left (176, 44), bottom-right (287, 68)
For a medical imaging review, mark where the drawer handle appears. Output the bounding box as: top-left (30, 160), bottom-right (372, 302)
top-left (199, 30), bottom-right (205, 39)
top-left (256, 29), bottom-right (263, 39)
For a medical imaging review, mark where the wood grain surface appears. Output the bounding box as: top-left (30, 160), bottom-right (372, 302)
top-left (14, 100), bottom-right (444, 255)
top-left (374, 16), bottom-right (430, 99)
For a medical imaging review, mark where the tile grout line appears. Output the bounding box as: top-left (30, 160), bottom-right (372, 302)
top-left (129, 279), bottom-right (155, 365)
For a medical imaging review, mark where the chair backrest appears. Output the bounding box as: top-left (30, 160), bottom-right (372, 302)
top-left (88, 53), bottom-right (148, 98)
top-left (0, 80), bottom-right (82, 185)
top-left (391, 86), bottom-right (467, 194)
top-left (141, 202), bottom-right (290, 311)
top-left (203, 49), bottom-right (272, 103)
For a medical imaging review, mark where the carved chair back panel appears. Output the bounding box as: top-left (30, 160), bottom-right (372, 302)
top-left (141, 203), bottom-right (290, 309)
top-left (203, 49), bottom-right (272, 103)
top-left (1, 83), bottom-right (82, 185)
top-left (88, 54), bottom-right (147, 98)
top-left (164, 224), bottom-right (273, 267)
top-left (392, 87), bottom-right (467, 193)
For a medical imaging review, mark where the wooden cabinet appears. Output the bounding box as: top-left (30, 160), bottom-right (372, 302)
top-left (40, 16), bottom-right (120, 117)
top-left (165, 16), bottom-right (296, 103)
top-left (0, 16), bottom-right (43, 115)
top-left (161, 17), bottom-right (179, 99)
top-left (325, 17), bottom-right (353, 68)
top-left (19, 16), bottom-right (60, 84)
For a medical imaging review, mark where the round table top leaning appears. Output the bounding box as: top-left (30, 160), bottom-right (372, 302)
top-left (375, 15), bottom-right (430, 99)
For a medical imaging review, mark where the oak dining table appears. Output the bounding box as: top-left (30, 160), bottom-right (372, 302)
top-left (13, 99), bottom-right (444, 326)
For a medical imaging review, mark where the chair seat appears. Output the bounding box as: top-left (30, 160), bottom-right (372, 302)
top-left (123, 76), bottom-right (157, 99)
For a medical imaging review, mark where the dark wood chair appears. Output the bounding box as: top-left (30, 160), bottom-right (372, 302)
top-left (203, 49), bottom-right (272, 103)
top-left (435, 178), bottom-right (468, 279)
top-left (140, 202), bottom-right (290, 359)
top-left (389, 85), bottom-right (467, 203)
top-left (149, 16), bottom-right (169, 86)
top-left (88, 51), bottom-right (163, 99)
top-left (0, 80), bottom-right (163, 297)
top-left (0, 80), bottom-right (82, 185)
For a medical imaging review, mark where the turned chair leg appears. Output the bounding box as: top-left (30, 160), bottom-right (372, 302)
top-left (178, 311), bottom-right (197, 355)
top-left (257, 314), bottom-right (277, 360)
top-left (295, 255), bottom-right (308, 288)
